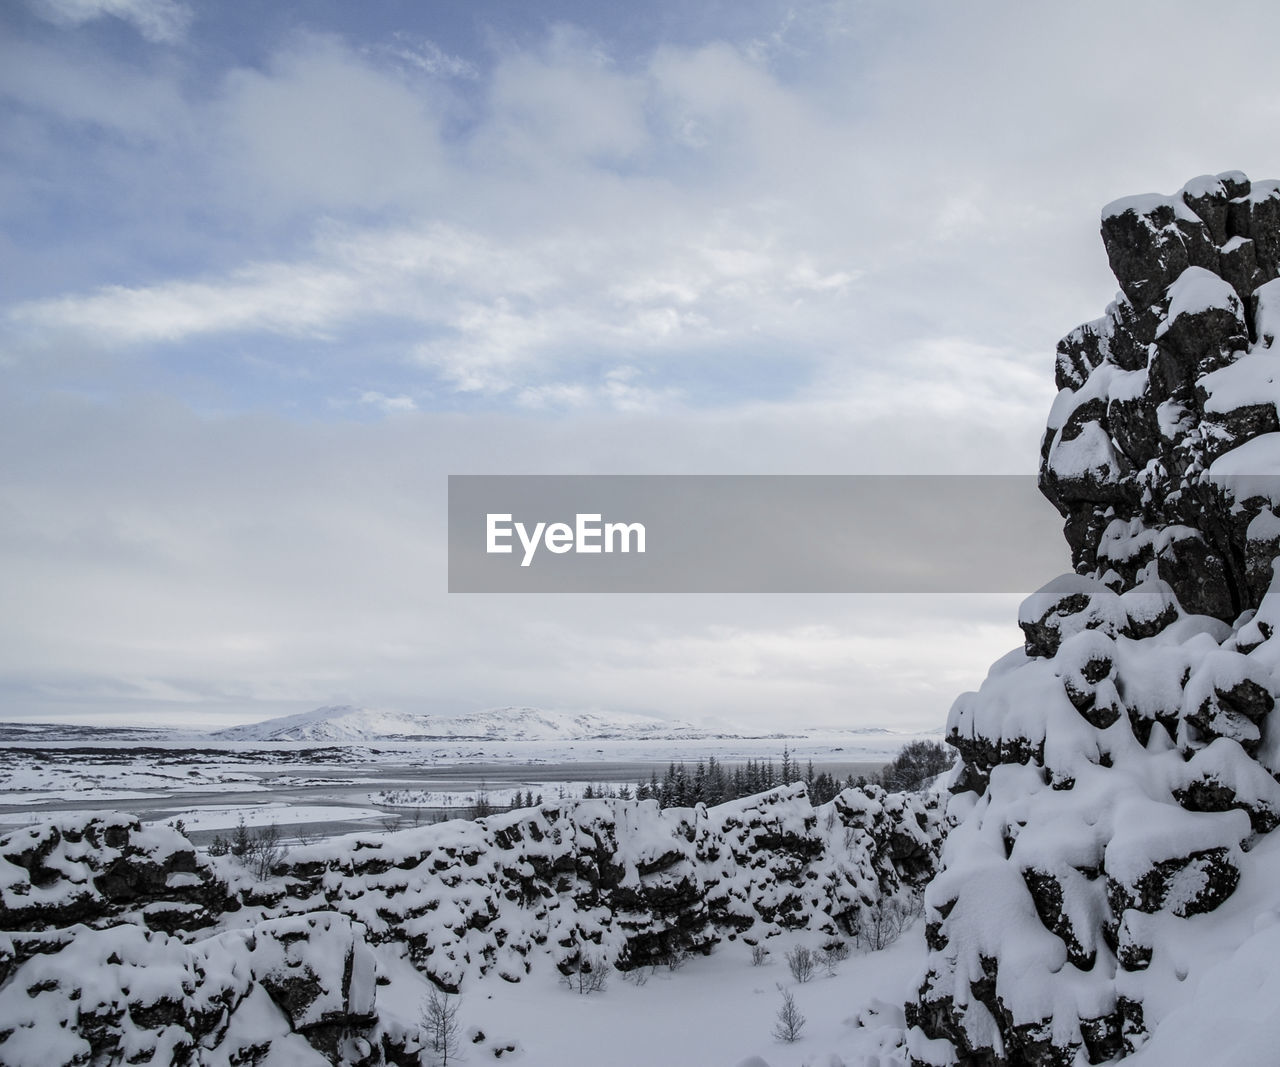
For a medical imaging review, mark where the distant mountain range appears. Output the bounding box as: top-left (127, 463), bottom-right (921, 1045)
top-left (0, 705), bottom-right (915, 745)
top-left (211, 705), bottom-right (745, 743)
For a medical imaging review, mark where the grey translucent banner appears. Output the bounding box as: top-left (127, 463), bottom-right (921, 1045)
top-left (448, 475), bottom-right (1070, 593)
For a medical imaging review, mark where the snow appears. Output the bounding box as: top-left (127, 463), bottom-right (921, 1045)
top-left (215, 704), bottom-right (729, 743)
top-left (1254, 277), bottom-right (1280, 346)
top-left (1247, 179), bottom-right (1280, 205)
top-left (1180, 174), bottom-right (1226, 201)
top-left (1046, 420), bottom-right (1123, 482)
top-left (1208, 431), bottom-right (1280, 502)
top-left (369, 782), bottom-right (630, 809)
top-left (0, 783), bottom-right (946, 1066)
top-left (1103, 800), bottom-right (1249, 891)
top-left (148, 803), bottom-right (386, 832)
top-left (1046, 387), bottom-right (1078, 432)
top-left (1101, 192), bottom-right (1200, 223)
top-left (369, 921), bottom-right (932, 1067)
top-left (0, 761), bottom-right (261, 797)
top-left (1126, 920), bottom-right (1280, 1066)
top-left (1155, 267), bottom-right (1241, 338)
top-left (1200, 346), bottom-right (1280, 418)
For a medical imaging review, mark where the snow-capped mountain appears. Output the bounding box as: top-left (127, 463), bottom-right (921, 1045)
top-left (212, 705), bottom-right (731, 743)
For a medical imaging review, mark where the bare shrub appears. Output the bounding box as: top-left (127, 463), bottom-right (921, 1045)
top-left (246, 821), bottom-right (288, 880)
top-left (471, 781), bottom-right (494, 819)
top-left (819, 940), bottom-right (849, 976)
top-left (223, 818), bottom-right (288, 879)
top-left (785, 945), bottom-right (815, 983)
top-left (421, 986), bottom-right (461, 1065)
top-left (855, 894), bottom-right (924, 952)
top-left (750, 944), bottom-right (770, 967)
top-left (773, 984), bottom-right (806, 1043)
top-left (619, 965), bottom-right (650, 987)
top-left (561, 952), bottom-right (609, 995)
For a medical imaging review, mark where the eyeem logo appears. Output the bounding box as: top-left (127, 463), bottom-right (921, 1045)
top-left (486, 513), bottom-right (646, 567)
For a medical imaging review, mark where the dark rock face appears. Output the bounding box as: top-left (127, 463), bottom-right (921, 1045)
top-left (904, 173), bottom-right (1280, 1065)
top-left (1039, 175), bottom-right (1280, 622)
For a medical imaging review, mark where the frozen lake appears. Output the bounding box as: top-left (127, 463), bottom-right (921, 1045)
top-left (0, 742), bottom-right (888, 843)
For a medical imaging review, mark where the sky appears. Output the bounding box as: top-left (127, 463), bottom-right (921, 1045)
top-left (5, 0), bottom-right (1280, 732)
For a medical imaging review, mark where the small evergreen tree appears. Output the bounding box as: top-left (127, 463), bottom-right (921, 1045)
top-left (231, 815), bottom-right (252, 857)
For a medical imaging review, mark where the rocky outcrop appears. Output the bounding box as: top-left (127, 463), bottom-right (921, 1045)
top-left (1040, 172), bottom-right (1280, 621)
top-left (268, 783), bottom-right (943, 991)
top-left (0, 783), bottom-right (943, 1065)
top-left (0, 914), bottom-right (382, 1067)
top-left (905, 173), bottom-right (1280, 1065)
top-left (0, 814), bottom-right (230, 941)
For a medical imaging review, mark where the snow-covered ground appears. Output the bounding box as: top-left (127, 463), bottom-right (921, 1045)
top-left (151, 803), bottom-right (390, 833)
top-left (0, 802), bottom-right (389, 833)
top-left (368, 924), bottom-right (925, 1067)
top-left (370, 782), bottom-right (633, 809)
top-left (0, 721), bottom-right (923, 831)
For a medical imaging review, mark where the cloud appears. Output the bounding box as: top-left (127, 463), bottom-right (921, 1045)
top-left (0, 394), bottom-right (1032, 728)
top-left (0, 35), bottom-right (188, 141)
top-left (213, 35), bottom-right (451, 214)
top-left (514, 367), bottom-right (684, 413)
top-left (11, 1), bottom-right (1280, 727)
top-left (366, 33), bottom-right (479, 80)
top-left (27, 0), bottom-right (191, 43)
top-left (6, 212), bottom-right (876, 400)
top-left (359, 391), bottom-right (417, 413)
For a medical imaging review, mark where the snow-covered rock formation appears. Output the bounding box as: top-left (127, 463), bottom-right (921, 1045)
top-left (266, 784), bottom-right (941, 991)
top-left (905, 173), bottom-right (1280, 1065)
top-left (0, 786), bottom-right (941, 1064)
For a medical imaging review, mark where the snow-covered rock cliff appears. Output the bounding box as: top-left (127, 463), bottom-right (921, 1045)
top-left (906, 173), bottom-right (1280, 1066)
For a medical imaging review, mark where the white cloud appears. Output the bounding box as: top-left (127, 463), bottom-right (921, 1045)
top-left (12, 1), bottom-right (1280, 728)
top-left (0, 35), bottom-right (188, 140)
top-left (485, 33), bottom-right (651, 165)
top-left (0, 394), bottom-right (1032, 728)
top-left (213, 35), bottom-right (450, 213)
top-left (515, 367), bottom-right (683, 413)
top-left (27, 0), bottom-right (191, 43)
top-left (359, 391), bottom-right (417, 413)
top-left (368, 33), bottom-right (479, 80)
top-left (7, 212), bottom-right (873, 399)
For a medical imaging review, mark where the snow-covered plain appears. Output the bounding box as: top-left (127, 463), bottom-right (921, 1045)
top-left (0, 711), bottom-right (926, 820)
top-left (368, 923), bottom-right (927, 1067)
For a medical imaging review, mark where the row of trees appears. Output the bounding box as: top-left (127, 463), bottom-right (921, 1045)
top-left (634, 740), bottom-right (954, 810)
